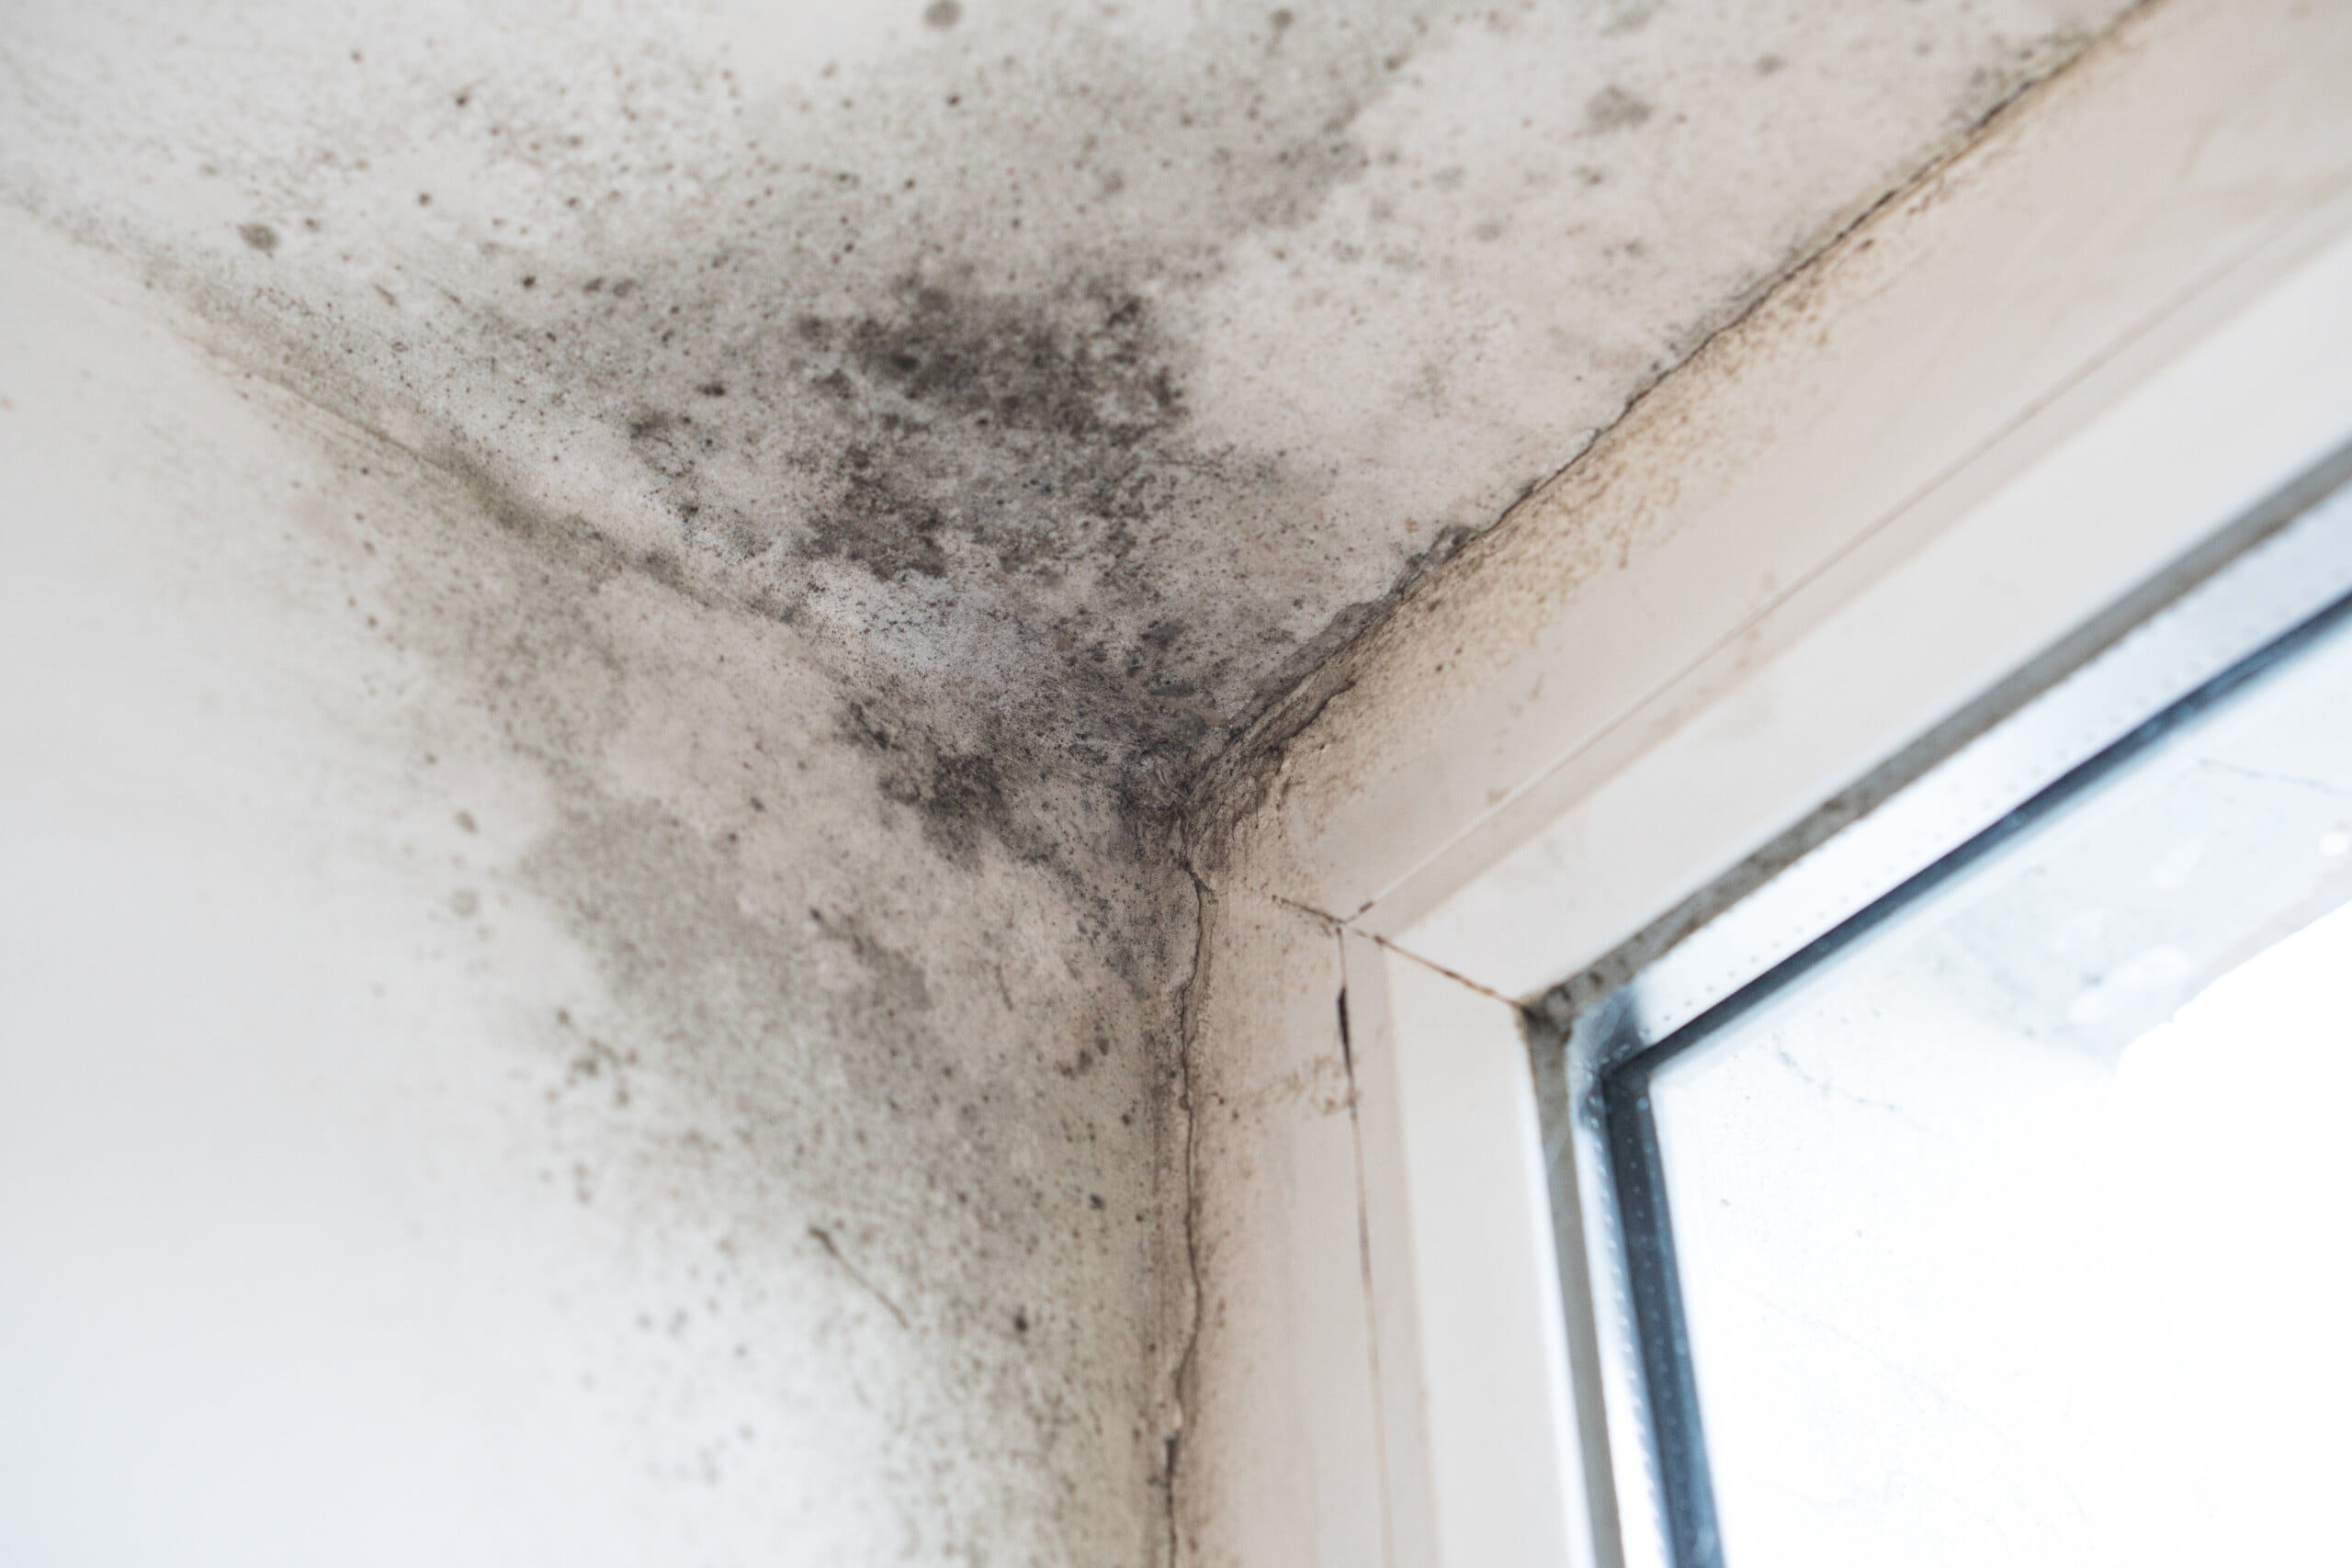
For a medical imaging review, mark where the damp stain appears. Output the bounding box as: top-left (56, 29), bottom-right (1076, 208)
top-left (1584, 84), bottom-right (1656, 132)
top-left (73, 0), bottom-right (1452, 833)
top-left (0, 0), bottom-right (2155, 1553)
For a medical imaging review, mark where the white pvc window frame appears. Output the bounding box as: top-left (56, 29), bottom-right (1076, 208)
top-left (1326, 61), bottom-right (2352, 1568)
top-left (1553, 451), bottom-right (2352, 1568)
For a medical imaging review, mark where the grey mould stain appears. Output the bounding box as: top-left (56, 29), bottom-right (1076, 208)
top-left (277, 409), bottom-right (1187, 1557)
top-left (522, 20), bottom-right (1419, 807)
top-left (0, 0), bottom-right (2141, 1557)
top-left (67, 2), bottom-right (1453, 832)
top-left (1585, 84), bottom-right (1657, 132)
top-left (0, 0), bottom-right (2127, 858)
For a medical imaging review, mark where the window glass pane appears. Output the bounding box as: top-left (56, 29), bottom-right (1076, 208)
top-left (1649, 604), bottom-right (2352, 1568)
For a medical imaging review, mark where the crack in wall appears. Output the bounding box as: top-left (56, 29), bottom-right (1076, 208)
top-left (1160, 836), bottom-right (1212, 1568)
top-left (807, 1224), bottom-right (914, 1331)
top-left (1333, 971), bottom-right (1401, 1568)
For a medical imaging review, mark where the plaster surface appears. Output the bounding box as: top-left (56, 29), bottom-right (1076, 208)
top-left (2, 0), bottom-right (2130, 792)
top-left (1, 210), bottom-right (1186, 1568)
top-left (0, 1), bottom-right (2143, 1563)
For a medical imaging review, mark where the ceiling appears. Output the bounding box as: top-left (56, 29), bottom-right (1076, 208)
top-left (1, 0), bottom-right (2132, 815)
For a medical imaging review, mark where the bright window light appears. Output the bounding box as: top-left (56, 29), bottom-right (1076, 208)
top-left (1638, 560), bottom-right (2352, 1568)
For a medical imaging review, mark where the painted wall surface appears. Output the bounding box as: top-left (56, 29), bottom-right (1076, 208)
top-left (0, 215), bottom-right (1188, 1568)
top-left (0, 1), bottom-right (2152, 1564)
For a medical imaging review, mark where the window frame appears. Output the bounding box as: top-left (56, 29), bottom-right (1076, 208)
top-left (1541, 451), bottom-right (2352, 1568)
top-left (1314, 22), bottom-right (2352, 1564)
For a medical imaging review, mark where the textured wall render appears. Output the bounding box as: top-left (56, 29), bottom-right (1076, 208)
top-left (0, 1), bottom-right (2149, 1563)
top-left (1, 0), bottom-right (2132, 793)
top-left (0, 214), bottom-right (1186, 1568)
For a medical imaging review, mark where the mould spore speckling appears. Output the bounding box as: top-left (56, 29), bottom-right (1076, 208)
top-left (3, 0), bottom-right (1469, 818)
top-left (783, 276), bottom-right (1188, 587)
top-left (1585, 83), bottom-right (1657, 132)
top-left (3, 0), bottom-right (2124, 829)
top-left (0, 0), bottom-right (2148, 1558)
top-left (831, 280), bottom-right (1182, 447)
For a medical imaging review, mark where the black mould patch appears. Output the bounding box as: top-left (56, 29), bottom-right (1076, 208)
top-left (120, 2), bottom-right (1439, 829)
top-left (583, 243), bottom-right (1271, 802)
top-left (1584, 84), bottom-right (1656, 133)
top-left (911, 751), bottom-right (1010, 861)
top-left (785, 276), bottom-right (1188, 584)
top-left (802, 447), bottom-right (953, 581)
top-left (831, 280), bottom-right (1181, 447)
top-left (849, 692), bottom-right (1020, 865)
top-left (43, 4), bottom-right (1488, 887)
top-left (11, 0), bottom-right (2139, 884)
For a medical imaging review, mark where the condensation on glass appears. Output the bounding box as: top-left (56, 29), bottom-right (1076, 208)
top-left (1539, 452), bottom-right (2352, 1568)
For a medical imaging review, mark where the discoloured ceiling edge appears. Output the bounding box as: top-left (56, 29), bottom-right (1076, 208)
top-left (1182, 4), bottom-right (2150, 876)
top-left (1156, 28), bottom-right (2149, 1544)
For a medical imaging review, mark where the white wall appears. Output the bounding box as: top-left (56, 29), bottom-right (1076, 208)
top-left (0, 210), bottom-right (1188, 1568)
